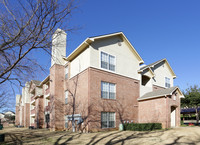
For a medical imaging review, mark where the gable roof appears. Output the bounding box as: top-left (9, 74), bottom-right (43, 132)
top-left (138, 86), bottom-right (183, 101)
top-left (140, 58), bottom-right (176, 79)
top-left (138, 66), bottom-right (155, 78)
top-left (39, 75), bottom-right (50, 86)
top-left (4, 111), bottom-right (15, 114)
top-left (64, 32), bottom-right (144, 64)
top-left (31, 80), bottom-right (41, 86)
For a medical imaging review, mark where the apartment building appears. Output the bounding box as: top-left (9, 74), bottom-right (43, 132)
top-left (16, 29), bottom-right (183, 131)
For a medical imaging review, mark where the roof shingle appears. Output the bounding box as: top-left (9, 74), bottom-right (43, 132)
top-left (138, 86), bottom-right (178, 101)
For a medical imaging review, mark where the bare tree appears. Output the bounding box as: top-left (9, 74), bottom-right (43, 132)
top-left (67, 75), bottom-right (79, 132)
top-left (0, 0), bottom-right (79, 86)
top-left (0, 91), bottom-right (9, 110)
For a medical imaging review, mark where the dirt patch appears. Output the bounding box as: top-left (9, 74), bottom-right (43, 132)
top-left (1, 127), bottom-right (200, 144)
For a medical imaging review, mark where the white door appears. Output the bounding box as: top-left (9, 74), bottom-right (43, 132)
top-left (171, 107), bottom-right (176, 127)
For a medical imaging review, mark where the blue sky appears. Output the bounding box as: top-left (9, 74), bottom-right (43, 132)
top-left (62, 0), bottom-right (200, 91)
top-left (14, 0), bottom-right (200, 100)
top-left (2, 0), bottom-right (200, 113)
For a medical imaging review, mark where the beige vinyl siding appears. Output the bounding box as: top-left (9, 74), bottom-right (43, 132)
top-left (70, 48), bottom-right (90, 78)
top-left (90, 36), bottom-right (141, 80)
top-left (152, 62), bottom-right (174, 88)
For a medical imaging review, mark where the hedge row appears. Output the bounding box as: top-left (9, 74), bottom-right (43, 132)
top-left (123, 123), bottom-right (162, 131)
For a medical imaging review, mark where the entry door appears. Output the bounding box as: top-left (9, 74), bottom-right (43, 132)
top-left (171, 107), bottom-right (176, 127)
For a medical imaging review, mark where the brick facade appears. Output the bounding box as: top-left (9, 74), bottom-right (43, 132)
top-left (15, 31), bottom-right (182, 131)
top-left (15, 106), bottom-right (20, 126)
top-left (21, 106), bottom-right (24, 126)
top-left (24, 103), bottom-right (30, 127)
top-left (88, 67), bottom-right (140, 131)
top-left (50, 64), bottom-right (65, 131)
top-left (138, 93), bottom-right (181, 128)
top-left (35, 97), bottom-right (44, 128)
top-left (62, 67), bottom-right (141, 131)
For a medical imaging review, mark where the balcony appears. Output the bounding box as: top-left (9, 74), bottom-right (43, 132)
top-left (31, 99), bottom-right (35, 106)
top-left (45, 106), bottom-right (50, 112)
top-left (45, 88), bottom-right (50, 95)
top-left (45, 102), bottom-right (50, 112)
top-left (31, 108), bottom-right (35, 115)
top-left (31, 95), bottom-right (35, 102)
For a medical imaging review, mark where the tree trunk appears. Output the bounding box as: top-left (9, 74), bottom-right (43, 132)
top-left (195, 108), bottom-right (199, 125)
top-left (72, 114), bottom-right (75, 132)
top-left (72, 96), bottom-right (75, 132)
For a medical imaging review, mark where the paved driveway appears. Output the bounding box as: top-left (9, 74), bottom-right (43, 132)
top-left (1, 127), bottom-right (200, 144)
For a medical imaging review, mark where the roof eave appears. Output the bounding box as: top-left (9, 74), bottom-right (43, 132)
top-left (65, 38), bottom-right (93, 61)
top-left (138, 67), bottom-right (155, 78)
top-left (120, 33), bottom-right (144, 64)
top-left (65, 32), bottom-right (145, 64)
top-left (138, 94), bottom-right (168, 101)
top-left (163, 59), bottom-right (176, 79)
top-left (39, 75), bottom-right (50, 86)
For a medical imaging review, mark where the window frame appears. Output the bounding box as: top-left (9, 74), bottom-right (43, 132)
top-left (101, 112), bottom-right (115, 128)
top-left (65, 90), bottom-right (68, 104)
top-left (100, 51), bottom-right (116, 72)
top-left (101, 81), bottom-right (116, 99)
top-left (165, 77), bottom-right (170, 88)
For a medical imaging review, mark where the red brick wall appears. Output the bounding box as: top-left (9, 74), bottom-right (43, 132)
top-left (34, 97), bottom-right (44, 128)
top-left (24, 103), bottom-right (30, 127)
top-left (50, 64), bottom-right (65, 131)
top-left (15, 106), bottom-right (20, 125)
top-left (64, 67), bottom-right (140, 132)
top-left (138, 93), bottom-right (181, 128)
top-left (167, 93), bottom-right (181, 127)
top-left (138, 97), bottom-right (168, 128)
top-left (88, 67), bottom-right (140, 131)
top-left (64, 68), bottom-right (89, 131)
top-left (21, 106), bottom-right (24, 126)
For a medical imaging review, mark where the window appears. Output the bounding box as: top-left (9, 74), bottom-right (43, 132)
top-left (173, 95), bottom-right (176, 100)
top-left (65, 91), bottom-right (68, 104)
top-left (65, 115), bottom-right (68, 128)
top-left (101, 52), bottom-right (115, 71)
top-left (173, 92), bottom-right (177, 100)
top-left (101, 82), bottom-right (116, 99)
top-left (45, 99), bottom-right (49, 107)
top-left (45, 114), bottom-right (50, 123)
top-left (165, 77), bottom-right (170, 88)
top-left (65, 66), bottom-right (68, 79)
top-left (101, 112), bottom-right (115, 128)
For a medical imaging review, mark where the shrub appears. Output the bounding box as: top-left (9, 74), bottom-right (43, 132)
top-left (123, 123), bottom-right (162, 131)
top-left (180, 120), bottom-right (184, 125)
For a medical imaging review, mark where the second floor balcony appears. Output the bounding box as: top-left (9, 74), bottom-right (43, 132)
top-left (31, 108), bottom-right (35, 115)
top-left (45, 87), bottom-right (50, 95)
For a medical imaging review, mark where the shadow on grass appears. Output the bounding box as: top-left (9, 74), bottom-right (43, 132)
top-left (3, 128), bottom-right (200, 145)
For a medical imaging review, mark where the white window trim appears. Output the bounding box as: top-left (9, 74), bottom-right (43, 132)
top-left (101, 81), bottom-right (116, 99)
top-left (99, 50), bottom-right (116, 73)
top-left (101, 112), bottom-right (116, 128)
top-left (165, 77), bottom-right (171, 88)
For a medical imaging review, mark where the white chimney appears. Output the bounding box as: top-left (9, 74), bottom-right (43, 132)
top-left (51, 28), bottom-right (67, 66)
top-left (16, 95), bottom-right (21, 106)
top-left (24, 82), bottom-right (30, 103)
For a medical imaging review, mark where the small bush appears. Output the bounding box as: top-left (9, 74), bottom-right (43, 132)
top-left (180, 120), bottom-right (184, 125)
top-left (123, 123), bottom-right (162, 131)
